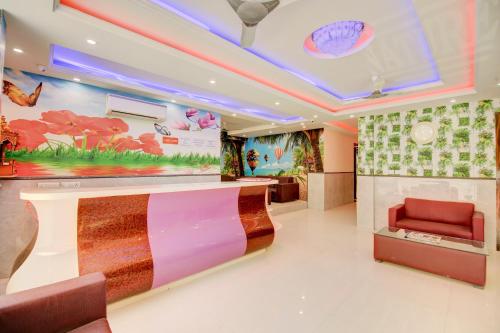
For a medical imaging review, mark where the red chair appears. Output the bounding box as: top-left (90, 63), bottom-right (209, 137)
top-left (0, 272), bottom-right (111, 333)
top-left (389, 198), bottom-right (484, 241)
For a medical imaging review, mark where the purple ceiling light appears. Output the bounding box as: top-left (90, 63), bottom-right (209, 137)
top-left (50, 45), bottom-right (303, 123)
top-left (305, 20), bottom-right (374, 59)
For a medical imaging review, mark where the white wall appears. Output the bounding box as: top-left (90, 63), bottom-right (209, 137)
top-left (323, 128), bottom-right (358, 172)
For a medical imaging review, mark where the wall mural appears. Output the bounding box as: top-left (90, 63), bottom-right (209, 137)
top-left (243, 129), bottom-right (324, 177)
top-left (0, 68), bottom-right (221, 177)
top-left (220, 131), bottom-right (246, 178)
top-left (357, 99), bottom-right (498, 178)
top-left (221, 129), bottom-right (324, 200)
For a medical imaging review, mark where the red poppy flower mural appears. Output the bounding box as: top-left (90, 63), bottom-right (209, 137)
top-left (1, 68), bottom-right (221, 178)
top-left (8, 119), bottom-right (49, 152)
top-left (11, 110), bottom-right (161, 156)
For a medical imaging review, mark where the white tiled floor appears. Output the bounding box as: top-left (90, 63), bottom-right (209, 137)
top-left (108, 204), bottom-right (500, 333)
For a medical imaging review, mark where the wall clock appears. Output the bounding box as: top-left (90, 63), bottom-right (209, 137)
top-left (411, 122), bottom-right (437, 145)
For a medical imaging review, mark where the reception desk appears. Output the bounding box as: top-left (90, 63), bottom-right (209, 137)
top-left (7, 180), bottom-right (277, 302)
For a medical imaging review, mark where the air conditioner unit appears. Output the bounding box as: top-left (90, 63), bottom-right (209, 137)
top-left (105, 94), bottom-right (167, 122)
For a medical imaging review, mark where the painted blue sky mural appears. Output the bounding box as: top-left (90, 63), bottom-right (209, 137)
top-left (244, 137), bottom-right (294, 176)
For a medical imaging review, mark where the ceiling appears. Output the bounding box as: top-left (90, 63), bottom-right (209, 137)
top-left (1, 0), bottom-right (499, 137)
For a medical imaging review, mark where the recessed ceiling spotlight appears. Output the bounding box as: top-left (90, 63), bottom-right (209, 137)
top-left (171, 99), bottom-right (177, 103)
top-left (243, 134), bottom-right (247, 137)
top-left (349, 114), bottom-right (355, 118)
top-left (13, 48), bottom-right (23, 53)
top-left (271, 122), bottom-right (275, 125)
top-left (313, 115), bottom-right (318, 118)
top-left (275, 102), bottom-right (280, 106)
top-left (73, 77), bottom-right (81, 82)
top-left (86, 39), bottom-right (97, 45)
top-left (496, 82), bottom-right (500, 86)
top-left (300, 122), bottom-right (304, 125)
top-left (450, 99), bottom-right (456, 103)
top-left (209, 79), bottom-right (216, 85)
top-left (232, 113), bottom-right (237, 117)
top-left (269, 130), bottom-right (273, 134)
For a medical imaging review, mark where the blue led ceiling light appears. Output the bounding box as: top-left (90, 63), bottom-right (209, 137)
top-left (50, 45), bottom-right (302, 123)
top-left (149, 0), bottom-right (440, 100)
top-left (314, 21), bottom-right (364, 55)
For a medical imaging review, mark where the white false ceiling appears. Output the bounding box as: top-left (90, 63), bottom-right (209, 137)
top-left (1, 0), bottom-right (499, 136)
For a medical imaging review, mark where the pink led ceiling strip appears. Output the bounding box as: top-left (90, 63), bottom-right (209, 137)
top-left (60, 0), bottom-right (475, 113)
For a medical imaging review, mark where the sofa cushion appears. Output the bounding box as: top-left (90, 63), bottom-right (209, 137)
top-left (404, 198), bottom-right (474, 226)
top-left (396, 218), bottom-right (473, 240)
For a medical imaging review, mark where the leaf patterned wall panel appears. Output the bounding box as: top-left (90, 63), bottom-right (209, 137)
top-left (357, 99), bottom-right (498, 179)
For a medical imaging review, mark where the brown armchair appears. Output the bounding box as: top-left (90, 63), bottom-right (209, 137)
top-left (0, 272), bottom-right (111, 333)
top-left (267, 176), bottom-right (300, 203)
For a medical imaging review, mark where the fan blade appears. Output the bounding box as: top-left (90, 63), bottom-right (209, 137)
top-left (262, 0), bottom-right (281, 12)
top-left (227, 0), bottom-right (244, 12)
top-left (241, 24), bottom-right (257, 48)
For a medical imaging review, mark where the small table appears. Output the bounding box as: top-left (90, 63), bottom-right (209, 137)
top-left (374, 227), bottom-right (488, 287)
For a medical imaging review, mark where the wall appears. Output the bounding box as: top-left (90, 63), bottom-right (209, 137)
top-left (323, 128), bottom-right (357, 172)
top-left (357, 99), bottom-right (499, 250)
top-left (358, 100), bottom-right (497, 178)
top-left (243, 129), bottom-right (324, 177)
top-left (1, 68), bottom-right (221, 178)
top-left (308, 128), bottom-right (357, 210)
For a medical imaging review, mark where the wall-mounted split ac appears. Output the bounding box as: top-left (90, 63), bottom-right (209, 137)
top-left (105, 94), bottom-right (167, 122)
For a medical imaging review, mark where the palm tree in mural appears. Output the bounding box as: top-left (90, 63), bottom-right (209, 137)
top-left (293, 145), bottom-right (314, 172)
top-left (221, 131), bottom-right (246, 176)
top-left (254, 129), bottom-right (324, 172)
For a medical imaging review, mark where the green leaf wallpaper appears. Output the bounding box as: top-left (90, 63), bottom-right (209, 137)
top-left (357, 99), bottom-right (498, 179)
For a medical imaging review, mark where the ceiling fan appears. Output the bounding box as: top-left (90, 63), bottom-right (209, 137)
top-left (227, 0), bottom-right (280, 48)
top-left (363, 75), bottom-right (390, 99)
top-left (362, 75), bottom-right (408, 100)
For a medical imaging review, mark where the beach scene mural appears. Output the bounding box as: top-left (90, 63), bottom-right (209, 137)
top-left (243, 129), bottom-right (324, 177)
top-left (0, 68), bottom-right (221, 177)
top-left (239, 129), bottom-right (324, 200)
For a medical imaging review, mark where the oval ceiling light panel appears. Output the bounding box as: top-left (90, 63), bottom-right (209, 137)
top-left (304, 20), bottom-right (374, 59)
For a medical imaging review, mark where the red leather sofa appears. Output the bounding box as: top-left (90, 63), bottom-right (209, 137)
top-left (0, 272), bottom-right (111, 333)
top-left (389, 198), bottom-right (484, 241)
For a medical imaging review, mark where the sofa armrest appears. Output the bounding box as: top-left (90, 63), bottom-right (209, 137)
top-left (0, 272), bottom-right (108, 333)
top-left (388, 204), bottom-right (405, 228)
top-left (272, 183), bottom-right (299, 202)
top-left (472, 211), bottom-right (485, 242)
